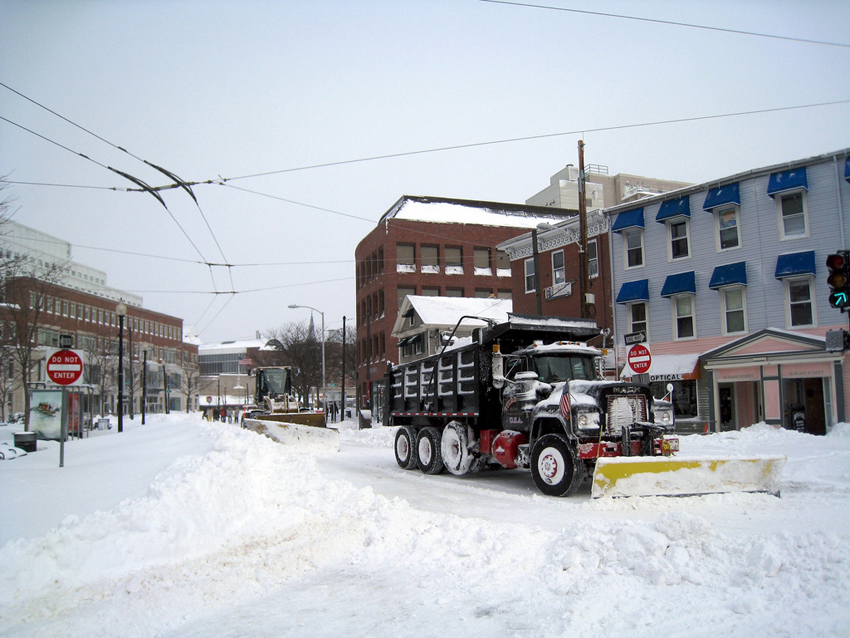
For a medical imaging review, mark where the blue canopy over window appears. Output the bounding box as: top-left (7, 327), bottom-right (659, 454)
top-left (616, 279), bottom-right (649, 304)
top-left (703, 183), bottom-right (740, 210)
top-left (709, 262), bottom-right (747, 289)
top-left (655, 196), bottom-right (690, 222)
top-left (767, 168), bottom-right (808, 196)
top-left (660, 271), bottom-right (696, 297)
top-left (845, 157), bottom-right (849, 183)
top-left (611, 208), bottom-right (644, 233)
top-left (774, 251), bottom-right (816, 278)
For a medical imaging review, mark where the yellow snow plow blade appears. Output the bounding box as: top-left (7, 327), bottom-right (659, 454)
top-left (256, 412), bottom-right (327, 428)
top-left (242, 417), bottom-right (339, 452)
top-left (590, 455), bottom-right (786, 499)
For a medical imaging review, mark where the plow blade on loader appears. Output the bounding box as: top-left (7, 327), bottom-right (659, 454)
top-left (242, 417), bottom-right (339, 453)
top-left (590, 455), bottom-right (786, 499)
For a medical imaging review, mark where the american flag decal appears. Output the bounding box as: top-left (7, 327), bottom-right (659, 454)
top-left (559, 385), bottom-right (571, 418)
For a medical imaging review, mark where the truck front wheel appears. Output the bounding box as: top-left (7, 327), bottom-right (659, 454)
top-left (530, 434), bottom-right (582, 497)
top-left (416, 427), bottom-right (444, 475)
top-left (394, 426), bottom-right (419, 470)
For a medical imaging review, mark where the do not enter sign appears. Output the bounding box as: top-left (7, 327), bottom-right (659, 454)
top-left (627, 343), bottom-right (652, 375)
top-left (47, 349), bottom-right (84, 386)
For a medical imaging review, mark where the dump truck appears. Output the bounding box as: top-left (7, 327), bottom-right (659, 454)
top-left (241, 367), bottom-right (338, 451)
top-left (386, 314), bottom-right (784, 498)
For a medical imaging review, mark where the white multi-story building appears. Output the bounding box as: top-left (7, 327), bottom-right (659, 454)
top-left (608, 149), bottom-right (850, 434)
top-left (0, 220), bottom-right (142, 306)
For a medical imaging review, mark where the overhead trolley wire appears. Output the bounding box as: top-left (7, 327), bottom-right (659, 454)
top-left (0, 82), bottom-right (234, 289)
top-left (479, 0), bottom-right (850, 49)
top-left (217, 99), bottom-right (850, 182)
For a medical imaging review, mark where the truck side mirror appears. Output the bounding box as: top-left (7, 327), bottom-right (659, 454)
top-left (492, 345), bottom-right (504, 388)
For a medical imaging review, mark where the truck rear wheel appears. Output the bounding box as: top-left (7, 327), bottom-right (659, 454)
top-left (416, 427), bottom-right (444, 475)
top-left (394, 426), bottom-right (419, 470)
top-left (530, 434), bottom-right (582, 497)
top-left (441, 421), bottom-right (474, 476)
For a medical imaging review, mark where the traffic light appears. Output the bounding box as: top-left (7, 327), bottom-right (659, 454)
top-left (826, 251), bottom-right (850, 310)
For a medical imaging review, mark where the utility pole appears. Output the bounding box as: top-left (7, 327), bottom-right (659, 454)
top-left (577, 140), bottom-right (589, 319)
top-left (341, 315), bottom-right (346, 421)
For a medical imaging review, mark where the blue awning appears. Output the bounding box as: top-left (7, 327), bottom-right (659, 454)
top-left (767, 168), bottom-right (808, 196)
top-left (774, 251), bottom-right (816, 278)
top-left (616, 279), bottom-right (649, 304)
top-left (703, 183), bottom-right (740, 210)
top-left (655, 196), bottom-right (690, 222)
top-left (660, 271), bottom-right (696, 297)
top-left (709, 262), bottom-right (747, 289)
top-left (845, 157), bottom-right (849, 183)
top-left (611, 208), bottom-right (644, 233)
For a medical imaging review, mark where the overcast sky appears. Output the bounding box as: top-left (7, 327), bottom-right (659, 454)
top-left (1, 0), bottom-right (848, 344)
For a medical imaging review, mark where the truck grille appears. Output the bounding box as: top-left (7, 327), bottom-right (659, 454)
top-left (606, 395), bottom-right (647, 435)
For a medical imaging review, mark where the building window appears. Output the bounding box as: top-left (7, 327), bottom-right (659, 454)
top-left (787, 277), bottom-right (815, 327)
top-left (445, 288), bottom-right (463, 297)
top-left (628, 302), bottom-right (647, 336)
top-left (496, 250), bottom-right (511, 276)
top-left (496, 290), bottom-right (512, 299)
top-left (668, 219), bottom-right (690, 260)
top-left (474, 248), bottom-right (492, 275)
top-left (720, 287), bottom-right (746, 334)
top-left (474, 289), bottom-right (492, 298)
top-left (421, 245), bottom-right (439, 273)
top-left (524, 258), bottom-right (536, 293)
top-left (552, 250), bottom-right (565, 285)
top-left (421, 287), bottom-right (439, 296)
top-left (588, 239), bottom-right (599, 278)
top-left (445, 247), bottom-right (463, 274)
top-left (715, 207), bottom-right (740, 251)
top-left (673, 295), bottom-right (695, 339)
top-left (397, 286), bottom-right (415, 308)
top-left (624, 228), bottom-right (644, 268)
top-left (397, 244), bottom-right (415, 273)
top-left (778, 191), bottom-right (808, 239)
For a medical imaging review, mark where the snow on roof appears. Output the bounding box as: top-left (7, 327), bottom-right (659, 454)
top-left (393, 296), bottom-right (512, 336)
top-left (198, 338), bottom-right (266, 354)
top-left (384, 196), bottom-right (574, 229)
top-left (408, 295), bottom-right (512, 326)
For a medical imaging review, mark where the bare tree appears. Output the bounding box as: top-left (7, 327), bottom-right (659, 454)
top-left (179, 351), bottom-right (199, 413)
top-left (262, 320), bottom-right (321, 408)
top-left (81, 336), bottom-right (118, 416)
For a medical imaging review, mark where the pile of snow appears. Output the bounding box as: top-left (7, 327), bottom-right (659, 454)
top-left (1, 415), bottom-right (849, 637)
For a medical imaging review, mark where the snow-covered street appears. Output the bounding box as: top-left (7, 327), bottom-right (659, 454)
top-left (1, 413), bottom-right (849, 637)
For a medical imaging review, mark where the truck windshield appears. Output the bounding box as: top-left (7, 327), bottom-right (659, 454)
top-left (263, 368), bottom-right (290, 395)
top-left (532, 355), bottom-right (596, 384)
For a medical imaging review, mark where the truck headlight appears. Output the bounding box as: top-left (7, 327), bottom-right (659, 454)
top-left (653, 408), bottom-right (674, 426)
top-left (576, 411), bottom-right (600, 431)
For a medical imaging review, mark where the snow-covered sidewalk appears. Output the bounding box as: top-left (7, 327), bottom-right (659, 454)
top-left (1, 414), bottom-right (849, 637)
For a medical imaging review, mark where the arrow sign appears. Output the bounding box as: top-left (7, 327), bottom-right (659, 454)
top-left (46, 349), bottom-right (84, 386)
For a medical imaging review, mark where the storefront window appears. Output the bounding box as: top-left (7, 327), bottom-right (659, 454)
top-left (650, 379), bottom-right (698, 419)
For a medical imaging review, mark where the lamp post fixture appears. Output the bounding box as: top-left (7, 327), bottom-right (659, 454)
top-left (288, 303), bottom-right (325, 415)
top-left (116, 300), bottom-right (127, 433)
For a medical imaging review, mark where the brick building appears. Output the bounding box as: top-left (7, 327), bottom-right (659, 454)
top-left (1, 276), bottom-right (197, 419)
top-left (496, 209), bottom-right (614, 349)
top-left (355, 195), bottom-right (576, 421)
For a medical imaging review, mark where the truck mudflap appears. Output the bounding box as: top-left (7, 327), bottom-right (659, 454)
top-left (242, 417), bottom-right (339, 452)
top-left (590, 455), bottom-right (786, 499)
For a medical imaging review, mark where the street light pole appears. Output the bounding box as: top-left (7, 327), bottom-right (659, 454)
top-left (116, 301), bottom-right (127, 433)
top-left (288, 304), bottom-right (325, 416)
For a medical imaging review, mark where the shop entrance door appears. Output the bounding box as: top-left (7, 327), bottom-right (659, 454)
top-left (783, 378), bottom-right (826, 435)
top-left (719, 384), bottom-right (734, 431)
